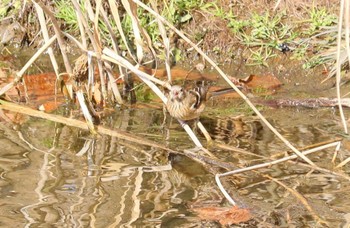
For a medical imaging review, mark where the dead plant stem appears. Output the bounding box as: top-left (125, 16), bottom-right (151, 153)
top-left (33, 3), bottom-right (59, 77)
top-left (31, 0), bottom-right (73, 74)
top-left (336, 0), bottom-right (348, 133)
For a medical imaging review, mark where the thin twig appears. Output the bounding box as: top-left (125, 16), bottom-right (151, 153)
top-left (151, 1), bottom-right (172, 82)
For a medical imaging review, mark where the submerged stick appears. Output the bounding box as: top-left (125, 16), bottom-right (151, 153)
top-left (215, 140), bottom-right (348, 206)
top-left (217, 141), bottom-right (343, 178)
top-left (263, 174), bottom-right (328, 226)
top-left (0, 99), bottom-right (173, 152)
top-left (258, 98), bottom-right (350, 108)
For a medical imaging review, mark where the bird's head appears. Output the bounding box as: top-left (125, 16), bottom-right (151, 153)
top-left (169, 85), bottom-right (186, 102)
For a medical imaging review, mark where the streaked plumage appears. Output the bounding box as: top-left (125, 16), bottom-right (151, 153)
top-left (166, 85), bottom-right (208, 121)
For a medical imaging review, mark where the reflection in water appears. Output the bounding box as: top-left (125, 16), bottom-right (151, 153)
top-left (0, 107), bottom-right (348, 227)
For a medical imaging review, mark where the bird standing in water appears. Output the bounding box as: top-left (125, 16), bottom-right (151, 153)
top-left (166, 85), bottom-right (235, 121)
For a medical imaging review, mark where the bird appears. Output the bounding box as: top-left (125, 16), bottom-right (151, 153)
top-left (166, 85), bottom-right (235, 121)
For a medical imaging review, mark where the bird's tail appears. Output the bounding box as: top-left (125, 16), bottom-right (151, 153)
top-left (210, 87), bottom-right (240, 97)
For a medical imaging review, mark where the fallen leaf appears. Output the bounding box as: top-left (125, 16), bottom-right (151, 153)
top-left (193, 206), bottom-right (251, 225)
top-left (237, 74), bottom-right (282, 90)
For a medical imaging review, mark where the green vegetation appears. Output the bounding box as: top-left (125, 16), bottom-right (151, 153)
top-left (201, 3), bottom-right (337, 67)
top-left (134, 84), bottom-right (156, 102)
top-left (300, 7), bottom-right (338, 70)
top-left (0, 0), bottom-right (340, 70)
top-left (306, 7), bottom-right (337, 35)
top-left (0, 0), bottom-right (21, 19)
top-left (55, 0), bottom-right (79, 32)
top-left (53, 0), bottom-right (205, 61)
top-left (41, 137), bottom-right (54, 148)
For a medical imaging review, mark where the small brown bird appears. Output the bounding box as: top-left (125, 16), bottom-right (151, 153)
top-left (166, 85), bottom-right (235, 121)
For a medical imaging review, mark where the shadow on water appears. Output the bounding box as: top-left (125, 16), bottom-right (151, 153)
top-left (0, 102), bottom-right (349, 227)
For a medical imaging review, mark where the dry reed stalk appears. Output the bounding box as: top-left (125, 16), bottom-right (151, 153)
top-left (122, 0), bottom-right (144, 63)
top-left (151, 0), bottom-right (172, 82)
top-left (217, 141), bottom-right (344, 178)
top-left (108, 0), bottom-right (136, 62)
top-left (87, 0), bottom-right (108, 103)
top-left (99, 6), bottom-right (126, 104)
top-left (337, 156), bottom-right (350, 167)
top-left (33, 2), bottom-right (59, 78)
top-left (30, 1), bottom-right (97, 132)
top-left (31, 0), bottom-right (73, 75)
top-left (33, 2), bottom-right (61, 109)
top-left (104, 62), bottom-right (124, 104)
top-left (336, 0), bottom-right (348, 134)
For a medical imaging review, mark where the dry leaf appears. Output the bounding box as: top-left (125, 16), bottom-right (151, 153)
top-left (193, 206), bottom-right (251, 225)
top-left (237, 74), bottom-right (282, 90)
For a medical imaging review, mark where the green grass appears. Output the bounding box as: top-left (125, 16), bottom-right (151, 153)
top-left (0, 0), bottom-right (20, 19)
top-left (18, 0), bottom-right (339, 70)
top-left (55, 0), bottom-right (80, 32)
top-left (305, 7), bottom-right (337, 35)
top-left (203, 5), bottom-right (295, 66)
top-left (203, 3), bottom-right (338, 67)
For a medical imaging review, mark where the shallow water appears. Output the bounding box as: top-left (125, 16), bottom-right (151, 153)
top-left (1, 47), bottom-right (350, 226)
top-left (0, 102), bottom-right (349, 227)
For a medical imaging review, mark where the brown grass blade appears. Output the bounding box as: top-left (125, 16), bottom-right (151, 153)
top-left (108, 0), bottom-right (136, 62)
top-left (33, 2), bottom-right (59, 78)
top-left (336, 0), bottom-right (349, 133)
top-left (151, 0), bottom-right (171, 82)
top-left (122, 0), bottom-right (144, 63)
